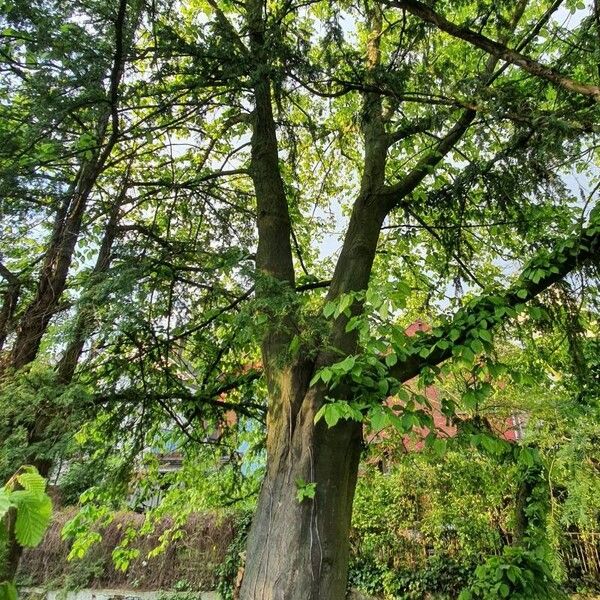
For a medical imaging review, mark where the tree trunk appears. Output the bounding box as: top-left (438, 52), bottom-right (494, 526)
top-left (9, 175), bottom-right (95, 370)
top-left (56, 192), bottom-right (121, 383)
top-left (239, 378), bottom-right (362, 600)
top-left (240, 4), bottom-right (386, 596)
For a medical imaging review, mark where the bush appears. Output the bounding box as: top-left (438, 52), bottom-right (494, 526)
top-left (459, 547), bottom-right (567, 600)
top-left (349, 454), bottom-right (508, 598)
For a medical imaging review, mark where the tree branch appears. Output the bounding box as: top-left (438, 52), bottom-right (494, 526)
top-left (389, 0), bottom-right (600, 102)
top-left (0, 263), bottom-right (20, 285)
top-left (389, 223), bottom-right (600, 383)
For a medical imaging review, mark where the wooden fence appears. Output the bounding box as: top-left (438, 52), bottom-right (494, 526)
top-left (561, 532), bottom-right (600, 578)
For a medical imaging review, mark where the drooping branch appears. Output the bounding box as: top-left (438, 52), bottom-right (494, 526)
top-left (388, 0), bottom-right (600, 102)
top-left (389, 223), bottom-right (600, 383)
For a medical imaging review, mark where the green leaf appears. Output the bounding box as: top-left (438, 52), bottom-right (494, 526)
top-left (449, 329), bottom-right (460, 341)
top-left (321, 368), bottom-right (332, 384)
top-left (418, 346), bottom-right (431, 358)
top-left (460, 346), bottom-right (475, 365)
top-left (323, 301), bottom-right (336, 318)
top-left (0, 489), bottom-right (12, 520)
top-left (385, 352), bottom-right (398, 367)
top-left (516, 288), bottom-right (528, 299)
top-left (11, 490), bottom-right (52, 547)
top-left (377, 379), bottom-right (389, 396)
top-left (288, 335), bottom-right (300, 354)
top-left (401, 412), bottom-right (419, 431)
top-left (0, 582), bottom-right (18, 600)
top-left (478, 329), bottom-right (492, 343)
top-left (313, 405), bottom-right (327, 424)
top-left (470, 339), bottom-right (484, 355)
top-left (369, 406), bottom-right (388, 432)
top-left (17, 469), bottom-right (47, 494)
top-left (337, 355), bottom-right (356, 373)
top-left (295, 479), bottom-right (316, 503)
top-left (323, 403), bottom-right (343, 428)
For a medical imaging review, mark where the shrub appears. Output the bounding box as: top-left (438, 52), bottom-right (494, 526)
top-left (459, 546), bottom-right (567, 600)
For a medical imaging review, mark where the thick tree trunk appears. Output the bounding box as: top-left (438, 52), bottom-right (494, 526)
top-left (240, 4), bottom-right (386, 596)
top-left (239, 379), bottom-right (362, 600)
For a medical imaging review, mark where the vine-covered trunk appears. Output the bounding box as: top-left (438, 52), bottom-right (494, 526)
top-left (240, 380), bottom-right (362, 600)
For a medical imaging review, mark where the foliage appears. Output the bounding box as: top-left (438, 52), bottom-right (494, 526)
top-left (349, 455), bottom-right (509, 598)
top-left (0, 0), bottom-right (599, 593)
top-left (459, 546), bottom-right (566, 600)
top-left (0, 466), bottom-right (52, 595)
top-left (216, 511), bottom-right (253, 600)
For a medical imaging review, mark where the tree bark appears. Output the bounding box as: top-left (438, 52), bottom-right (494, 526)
top-left (240, 368), bottom-right (363, 600)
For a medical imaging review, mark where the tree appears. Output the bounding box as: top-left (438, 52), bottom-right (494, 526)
top-left (1, 0), bottom-right (599, 597)
top-left (0, 0), bottom-right (143, 579)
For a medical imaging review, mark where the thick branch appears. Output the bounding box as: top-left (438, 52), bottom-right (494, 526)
top-left (380, 109), bottom-right (476, 213)
top-left (95, 370), bottom-right (265, 420)
top-left (247, 0), bottom-right (295, 287)
top-left (0, 263), bottom-right (19, 285)
top-left (390, 0), bottom-right (600, 102)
